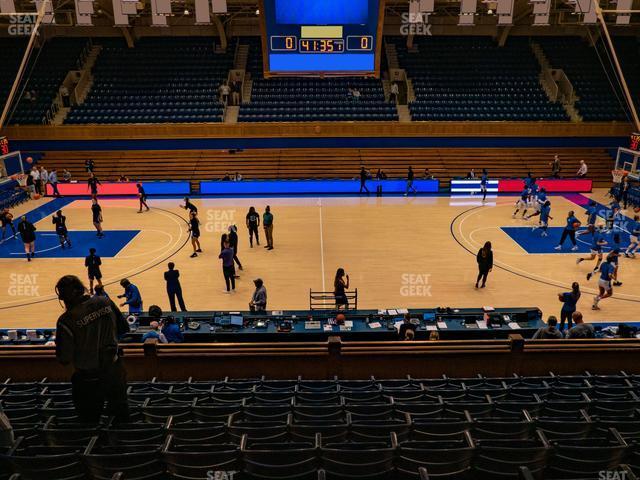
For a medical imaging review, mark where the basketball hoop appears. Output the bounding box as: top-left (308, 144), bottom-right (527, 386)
top-left (612, 169), bottom-right (628, 183)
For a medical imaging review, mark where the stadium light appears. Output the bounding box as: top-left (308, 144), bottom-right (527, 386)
top-left (211, 0), bottom-right (227, 14)
top-left (75, 0), bottom-right (94, 26)
top-left (194, 0), bottom-right (210, 23)
top-left (458, 0), bottom-right (477, 25)
top-left (530, 0), bottom-right (551, 25)
top-left (614, 0), bottom-right (632, 24)
top-left (35, 0), bottom-right (54, 23)
top-left (0, 0), bottom-right (15, 14)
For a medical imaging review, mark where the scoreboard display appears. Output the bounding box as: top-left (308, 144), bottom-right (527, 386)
top-left (260, 0), bottom-right (384, 76)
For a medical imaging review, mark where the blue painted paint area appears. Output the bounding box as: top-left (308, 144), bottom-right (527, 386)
top-left (0, 230), bottom-right (140, 258)
top-left (501, 226), bottom-right (632, 254)
top-left (19, 197), bottom-right (76, 225)
top-left (11, 136), bottom-right (627, 153)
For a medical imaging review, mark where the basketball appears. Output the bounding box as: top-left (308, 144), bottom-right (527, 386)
top-left (33, 193), bottom-right (41, 200)
top-left (26, 156), bottom-right (33, 164)
top-left (573, 221), bottom-right (581, 229)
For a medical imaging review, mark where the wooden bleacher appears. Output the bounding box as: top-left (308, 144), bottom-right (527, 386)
top-left (38, 147), bottom-right (615, 188)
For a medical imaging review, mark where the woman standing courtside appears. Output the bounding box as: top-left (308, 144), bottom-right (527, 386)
top-left (188, 211), bottom-right (202, 258)
top-left (18, 215), bottom-right (36, 262)
top-left (334, 268), bottom-right (350, 310)
top-left (475, 241), bottom-right (493, 289)
top-left (558, 282), bottom-right (581, 332)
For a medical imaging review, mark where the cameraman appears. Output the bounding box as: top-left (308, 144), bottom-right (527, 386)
top-left (54, 275), bottom-right (130, 423)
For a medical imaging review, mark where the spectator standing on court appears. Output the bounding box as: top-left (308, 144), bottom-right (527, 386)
top-left (558, 282), bottom-right (581, 331)
top-left (246, 206), bottom-right (260, 247)
top-left (117, 279), bottom-right (143, 314)
top-left (359, 167), bottom-right (370, 194)
top-left (228, 225), bottom-right (243, 272)
top-left (532, 316), bottom-right (563, 339)
top-left (40, 166), bottom-right (48, 195)
top-left (565, 312), bottom-right (595, 338)
top-left (404, 166), bottom-right (417, 196)
top-left (576, 160), bottom-right (588, 178)
top-left (49, 169), bottom-right (60, 197)
top-left (334, 268), bottom-right (350, 310)
top-left (54, 274), bottom-right (130, 423)
top-left (219, 240), bottom-right (236, 293)
top-left (263, 205), bottom-right (274, 250)
top-left (249, 278), bottom-right (267, 312)
top-left (475, 241), bottom-right (493, 289)
top-left (62, 169), bottom-right (72, 182)
top-left (164, 262), bottom-right (187, 312)
top-left (30, 167), bottom-right (41, 195)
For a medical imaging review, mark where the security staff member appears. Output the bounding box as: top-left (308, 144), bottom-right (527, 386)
top-left (164, 262), bottom-right (187, 312)
top-left (54, 275), bottom-right (130, 423)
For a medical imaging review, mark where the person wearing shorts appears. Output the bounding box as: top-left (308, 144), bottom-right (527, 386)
top-left (18, 215), bottom-right (36, 261)
top-left (189, 211), bottom-right (202, 258)
top-left (85, 248), bottom-right (103, 295)
top-left (0, 208), bottom-right (16, 240)
top-left (579, 225), bottom-right (607, 280)
top-left (91, 198), bottom-right (104, 238)
top-left (512, 188), bottom-right (530, 219)
top-left (52, 210), bottom-right (71, 249)
top-left (625, 215), bottom-right (640, 258)
top-left (592, 252), bottom-right (617, 310)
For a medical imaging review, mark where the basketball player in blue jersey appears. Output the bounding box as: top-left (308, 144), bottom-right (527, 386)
top-left (554, 211), bottom-right (580, 251)
top-left (578, 225), bottom-right (607, 280)
top-left (624, 215), bottom-right (640, 258)
top-left (513, 188), bottom-right (530, 219)
top-left (524, 188), bottom-right (547, 220)
top-left (532, 200), bottom-right (552, 236)
top-left (585, 200), bottom-right (598, 227)
top-left (592, 252), bottom-right (618, 310)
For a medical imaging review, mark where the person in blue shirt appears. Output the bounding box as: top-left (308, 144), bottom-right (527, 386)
top-left (117, 278), bottom-right (143, 314)
top-left (554, 211), bottom-right (580, 251)
top-left (480, 169), bottom-right (488, 202)
top-left (524, 188), bottom-right (547, 220)
top-left (532, 200), bottom-right (553, 236)
top-left (578, 225), bottom-right (607, 280)
top-left (592, 252), bottom-right (618, 310)
top-left (142, 322), bottom-right (167, 343)
top-left (557, 282), bottom-right (581, 331)
top-left (624, 215), bottom-right (640, 258)
top-left (161, 315), bottom-right (184, 343)
top-left (512, 188), bottom-right (530, 219)
top-left (585, 200), bottom-right (598, 227)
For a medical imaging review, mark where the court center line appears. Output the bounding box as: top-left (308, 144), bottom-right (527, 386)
top-left (318, 198), bottom-right (326, 292)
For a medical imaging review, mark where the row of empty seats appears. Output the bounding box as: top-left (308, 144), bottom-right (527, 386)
top-left (64, 37), bottom-right (231, 125)
top-left (392, 36), bottom-right (569, 122)
top-left (3, 374), bottom-right (640, 479)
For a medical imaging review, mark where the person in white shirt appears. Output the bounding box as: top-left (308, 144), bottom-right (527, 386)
top-left (576, 160), bottom-right (588, 178)
top-left (62, 169), bottom-right (72, 182)
top-left (219, 81), bottom-right (230, 106)
top-left (30, 168), bottom-right (40, 195)
top-left (40, 166), bottom-right (49, 190)
top-left (390, 82), bottom-right (399, 104)
top-left (352, 88), bottom-right (361, 101)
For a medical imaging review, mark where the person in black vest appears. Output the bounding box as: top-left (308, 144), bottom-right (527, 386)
top-left (85, 248), bottom-right (102, 295)
top-left (164, 262), bottom-right (187, 312)
top-left (54, 274), bottom-right (129, 423)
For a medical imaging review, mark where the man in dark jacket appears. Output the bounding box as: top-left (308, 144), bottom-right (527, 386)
top-left (54, 275), bottom-right (129, 423)
top-left (164, 262), bottom-right (187, 312)
top-left (228, 225), bottom-right (243, 272)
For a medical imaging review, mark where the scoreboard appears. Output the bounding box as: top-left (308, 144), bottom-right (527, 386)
top-left (260, 0), bottom-right (385, 77)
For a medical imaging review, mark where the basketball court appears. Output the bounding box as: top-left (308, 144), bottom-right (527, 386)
top-left (0, 188), bottom-right (638, 328)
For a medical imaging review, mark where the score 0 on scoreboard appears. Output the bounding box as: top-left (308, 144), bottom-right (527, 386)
top-left (260, 0), bottom-right (385, 76)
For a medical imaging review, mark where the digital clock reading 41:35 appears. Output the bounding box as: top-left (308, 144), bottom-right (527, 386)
top-left (270, 36), bottom-right (373, 53)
